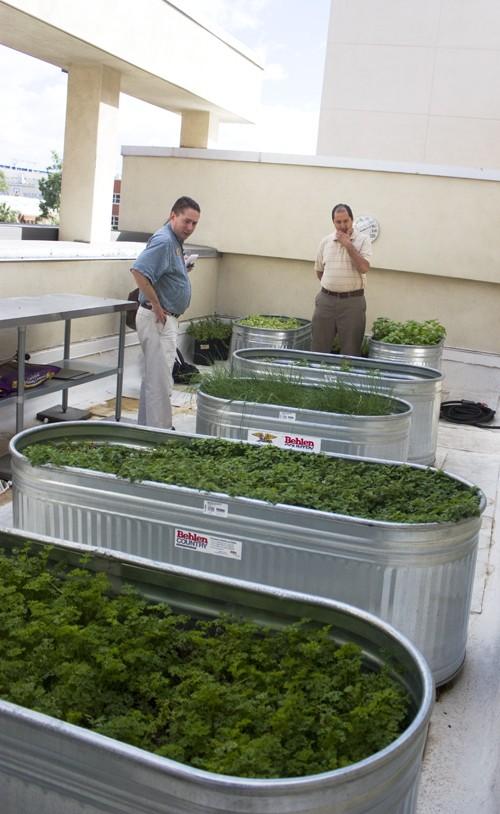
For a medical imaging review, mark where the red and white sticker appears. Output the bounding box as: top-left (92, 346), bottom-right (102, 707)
top-left (174, 528), bottom-right (242, 560)
top-left (247, 428), bottom-right (322, 453)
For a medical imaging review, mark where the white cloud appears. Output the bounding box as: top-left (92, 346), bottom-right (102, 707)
top-left (0, 46), bottom-right (66, 169)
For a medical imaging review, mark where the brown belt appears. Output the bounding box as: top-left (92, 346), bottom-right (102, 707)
top-left (321, 287), bottom-right (364, 298)
top-left (141, 303), bottom-right (180, 318)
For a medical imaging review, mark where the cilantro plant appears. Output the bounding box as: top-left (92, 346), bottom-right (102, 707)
top-left (371, 318), bottom-right (446, 346)
top-left (0, 545), bottom-right (411, 778)
top-left (238, 315), bottom-right (303, 330)
top-left (23, 438), bottom-right (482, 523)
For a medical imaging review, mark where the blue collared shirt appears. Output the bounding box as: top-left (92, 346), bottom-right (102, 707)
top-left (133, 223), bottom-right (191, 315)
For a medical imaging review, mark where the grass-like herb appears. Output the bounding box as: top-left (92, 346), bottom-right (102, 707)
top-left (0, 545), bottom-right (411, 778)
top-left (23, 438), bottom-right (482, 523)
top-left (198, 369), bottom-right (398, 417)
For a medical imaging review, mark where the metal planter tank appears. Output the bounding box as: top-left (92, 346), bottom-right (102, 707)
top-left (0, 527), bottom-right (433, 814)
top-left (196, 386), bottom-right (412, 462)
top-left (10, 421), bottom-right (485, 686)
top-left (368, 338), bottom-right (444, 370)
top-left (231, 348), bottom-right (442, 465)
top-left (229, 315), bottom-right (312, 354)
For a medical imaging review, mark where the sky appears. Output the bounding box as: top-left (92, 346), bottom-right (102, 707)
top-left (0, 0), bottom-right (331, 173)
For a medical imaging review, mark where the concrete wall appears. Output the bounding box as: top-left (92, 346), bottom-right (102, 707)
top-left (317, 0), bottom-right (500, 168)
top-left (0, 255), bottom-right (219, 359)
top-left (215, 255), bottom-right (498, 351)
top-left (119, 149), bottom-right (500, 353)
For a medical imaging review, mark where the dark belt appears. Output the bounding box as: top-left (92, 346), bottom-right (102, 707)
top-left (141, 303), bottom-right (180, 318)
top-left (321, 287), bottom-right (364, 298)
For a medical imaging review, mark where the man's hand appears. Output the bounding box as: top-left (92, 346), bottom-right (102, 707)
top-left (152, 303), bottom-right (167, 324)
top-left (336, 230), bottom-right (352, 247)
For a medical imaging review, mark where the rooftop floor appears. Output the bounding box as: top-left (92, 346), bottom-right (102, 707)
top-left (0, 342), bottom-right (499, 813)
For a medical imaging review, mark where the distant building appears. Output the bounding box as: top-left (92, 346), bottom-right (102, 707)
top-left (0, 163), bottom-right (47, 198)
top-left (111, 178), bottom-right (120, 230)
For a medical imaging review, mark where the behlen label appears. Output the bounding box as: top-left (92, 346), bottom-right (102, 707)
top-left (247, 428), bottom-right (322, 453)
top-left (174, 528), bottom-right (242, 560)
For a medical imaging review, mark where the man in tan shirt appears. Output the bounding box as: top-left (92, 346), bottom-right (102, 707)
top-left (312, 203), bottom-right (372, 356)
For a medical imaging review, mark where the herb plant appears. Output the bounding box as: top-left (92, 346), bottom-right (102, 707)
top-left (0, 545), bottom-right (411, 778)
top-left (198, 369), bottom-right (397, 417)
top-left (238, 315), bottom-right (303, 330)
top-left (186, 317), bottom-right (233, 342)
top-left (371, 318), bottom-right (446, 346)
top-left (23, 438), bottom-right (482, 523)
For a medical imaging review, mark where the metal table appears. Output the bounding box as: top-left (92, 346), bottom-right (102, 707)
top-left (0, 293), bottom-right (136, 433)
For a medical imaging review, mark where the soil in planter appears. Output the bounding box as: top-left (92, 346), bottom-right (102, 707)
top-left (23, 437), bottom-right (482, 523)
top-left (0, 544), bottom-right (411, 779)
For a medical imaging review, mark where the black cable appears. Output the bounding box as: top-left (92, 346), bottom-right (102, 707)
top-left (440, 399), bottom-right (500, 428)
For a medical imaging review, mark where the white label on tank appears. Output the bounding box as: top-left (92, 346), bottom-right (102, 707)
top-left (175, 528), bottom-right (242, 560)
top-left (279, 411), bottom-right (296, 421)
top-left (203, 500), bottom-right (228, 517)
top-left (247, 428), bottom-right (322, 453)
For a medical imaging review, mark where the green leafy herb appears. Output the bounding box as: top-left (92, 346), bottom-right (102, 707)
top-left (238, 315), bottom-right (303, 330)
top-left (371, 318), bottom-right (446, 346)
top-left (186, 317), bottom-right (233, 341)
top-left (0, 545), bottom-right (411, 778)
top-left (23, 438), bottom-right (482, 523)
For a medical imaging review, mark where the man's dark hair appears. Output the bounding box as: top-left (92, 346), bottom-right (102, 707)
top-left (332, 203), bottom-right (353, 220)
top-left (171, 196), bottom-right (201, 214)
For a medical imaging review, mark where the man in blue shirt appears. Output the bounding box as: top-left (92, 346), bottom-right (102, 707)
top-left (131, 196), bottom-right (201, 429)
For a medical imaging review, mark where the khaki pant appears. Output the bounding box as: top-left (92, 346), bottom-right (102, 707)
top-left (311, 289), bottom-right (366, 356)
top-left (136, 306), bottom-right (178, 429)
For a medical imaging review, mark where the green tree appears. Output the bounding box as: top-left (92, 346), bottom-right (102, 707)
top-left (0, 170), bottom-right (7, 193)
top-left (0, 202), bottom-right (19, 223)
top-left (38, 151), bottom-right (62, 220)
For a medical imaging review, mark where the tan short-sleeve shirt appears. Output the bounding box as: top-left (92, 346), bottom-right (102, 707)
top-left (315, 227), bottom-right (372, 293)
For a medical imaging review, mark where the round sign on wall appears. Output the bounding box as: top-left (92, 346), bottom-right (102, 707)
top-left (355, 215), bottom-right (380, 242)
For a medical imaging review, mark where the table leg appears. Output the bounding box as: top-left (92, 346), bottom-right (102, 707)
top-left (61, 319), bottom-right (71, 414)
top-left (114, 311), bottom-right (126, 421)
top-left (15, 326), bottom-right (26, 434)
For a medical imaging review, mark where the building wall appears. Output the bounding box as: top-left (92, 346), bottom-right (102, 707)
top-left (0, 254), bottom-right (219, 358)
top-left (215, 254), bottom-right (499, 351)
top-left (317, 0), bottom-right (500, 168)
top-left (118, 149), bottom-right (500, 352)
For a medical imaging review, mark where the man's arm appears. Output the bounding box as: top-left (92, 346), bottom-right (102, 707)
top-left (336, 231), bottom-right (371, 275)
top-left (130, 268), bottom-right (166, 324)
top-left (314, 241), bottom-right (325, 282)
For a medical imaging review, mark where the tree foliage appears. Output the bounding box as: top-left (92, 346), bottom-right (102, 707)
top-left (0, 202), bottom-right (19, 223)
top-left (38, 151), bottom-right (62, 220)
top-left (0, 170), bottom-right (7, 194)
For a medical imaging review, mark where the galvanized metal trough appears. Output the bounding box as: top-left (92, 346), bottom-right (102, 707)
top-left (368, 337), bottom-right (445, 370)
top-left (10, 421), bottom-right (485, 686)
top-left (0, 526), bottom-right (433, 814)
top-left (196, 386), bottom-right (412, 461)
top-left (231, 348), bottom-right (442, 465)
top-left (229, 315), bottom-right (312, 354)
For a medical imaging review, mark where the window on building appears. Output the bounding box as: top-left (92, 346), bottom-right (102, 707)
top-left (111, 215), bottom-right (119, 230)
top-left (112, 193), bottom-right (121, 204)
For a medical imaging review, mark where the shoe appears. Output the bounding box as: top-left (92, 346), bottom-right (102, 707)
top-left (170, 426), bottom-right (176, 431)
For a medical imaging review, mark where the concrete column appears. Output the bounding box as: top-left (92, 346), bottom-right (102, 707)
top-left (59, 64), bottom-right (121, 242)
top-left (180, 110), bottom-right (219, 148)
